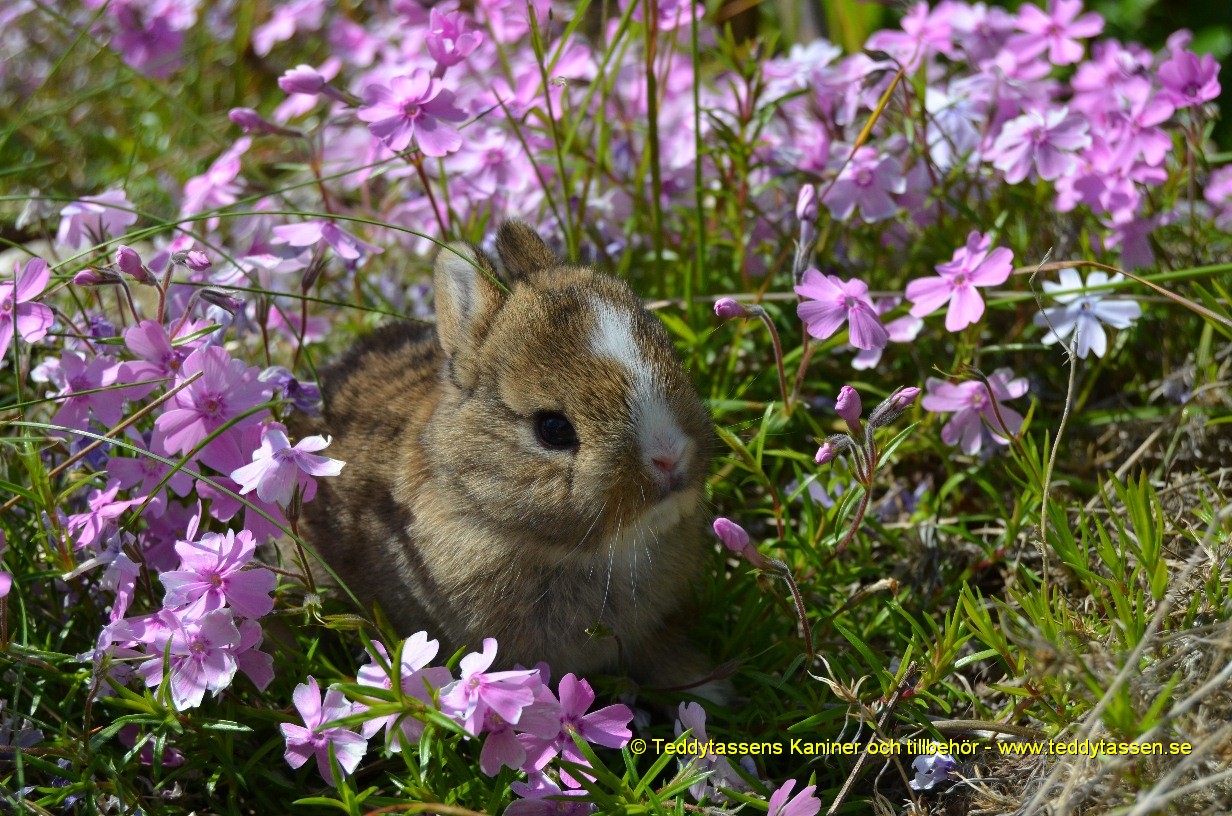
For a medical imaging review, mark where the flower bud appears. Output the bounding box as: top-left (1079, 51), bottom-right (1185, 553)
top-left (868, 385), bottom-right (921, 429)
top-left (199, 287), bottom-right (243, 315)
top-left (712, 518), bottom-right (750, 554)
top-left (228, 107), bottom-right (301, 137)
top-left (796, 185), bottom-right (818, 223)
top-left (815, 442), bottom-right (836, 464)
top-left (73, 267), bottom-right (121, 286)
top-left (279, 64), bottom-right (326, 95)
top-left (889, 386), bottom-right (921, 410)
top-left (115, 245), bottom-right (152, 283)
top-left (172, 250), bottom-right (212, 272)
top-left (835, 385), bottom-right (863, 435)
top-left (714, 297), bottom-right (750, 320)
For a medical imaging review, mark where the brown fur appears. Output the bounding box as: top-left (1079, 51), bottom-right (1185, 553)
top-left (299, 222), bottom-right (722, 695)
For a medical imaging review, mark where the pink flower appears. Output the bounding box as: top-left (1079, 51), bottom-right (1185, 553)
top-left (1157, 49), bottom-right (1221, 109)
top-left (57, 189), bottom-right (138, 248)
top-left (822, 147), bottom-right (904, 223)
top-left (136, 609), bottom-right (241, 710)
top-left (356, 634), bottom-right (453, 752)
top-left (160, 529), bottom-right (276, 620)
top-left (988, 107), bottom-right (1091, 184)
top-left (865, 1), bottom-right (956, 70)
top-left (518, 673), bottom-right (633, 786)
top-left (107, 440), bottom-right (193, 517)
top-left (152, 346), bottom-right (270, 465)
top-left (66, 485), bottom-right (136, 550)
top-left (922, 369), bottom-right (1028, 455)
top-left (906, 231), bottom-right (1014, 331)
top-left (252, 0), bottom-right (325, 56)
top-left (426, 8), bottom-right (483, 71)
top-left (231, 429), bottom-right (344, 507)
top-left (281, 677), bottom-right (367, 787)
top-left (0, 258), bottom-right (54, 358)
top-left (50, 351), bottom-right (128, 431)
top-left (0, 531), bottom-right (11, 599)
top-left (271, 220), bottom-right (383, 262)
top-left (180, 138), bottom-right (250, 231)
top-left (713, 297), bottom-right (750, 319)
top-left (768, 779), bottom-right (822, 816)
top-left (506, 775), bottom-right (594, 816)
top-left (673, 702), bottom-right (750, 801)
top-left (834, 386), bottom-right (862, 431)
top-left (795, 270), bottom-right (888, 350)
top-left (357, 70), bottom-right (467, 157)
top-left (1007, 0), bottom-right (1103, 66)
top-left (712, 518), bottom-right (749, 554)
top-left (119, 319), bottom-right (206, 396)
top-left (439, 638), bottom-right (541, 736)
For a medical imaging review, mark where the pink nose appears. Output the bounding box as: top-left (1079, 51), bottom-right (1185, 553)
top-left (651, 454), bottom-right (679, 475)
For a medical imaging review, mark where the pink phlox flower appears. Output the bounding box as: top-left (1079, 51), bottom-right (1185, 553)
top-left (116, 725), bottom-right (186, 768)
top-left (0, 258), bottom-right (54, 358)
top-left (136, 608), bottom-right (241, 710)
top-left (1205, 166), bottom-right (1232, 231)
top-left (439, 638), bottom-right (541, 736)
top-left (448, 128), bottom-right (535, 199)
top-left (160, 529), bottom-right (276, 619)
top-left (518, 673), bottom-right (633, 787)
top-left (281, 676), bottom-right (368, 787)
top-left (66, 484), bottom-right (136, 551)
top-left (119, 318), bottom-right (208, 398)
top-left (506, 774), bottom-right (595, 816)
top-left (1157, 49), bottom-right (1221, 109)
top-left (57, 189), bottom-right (138, 248)
top-left (194, 473), bottom-right (287, 545)
top-left (231, 428), bottom-right (344, 507)
top-left (922, 368), bottom-right (1028, 455)
top-left (1106, 81), bottom-right (1175, 167)
top-left (271, 220), bottom-right (383, 262)
top-left (767, 779), bottom-right (822, 816)
top-left (0, 531), bottom-right (10, 599)
top-left (906, 231), bottom-right (1014, 331)
top-left (673, 701), bottom-right (751, 802)
top-left (180, 137), bottom-right (250, 231)
top-left (822, 146), bottom-right (905, 223)
top-left (152, 345), bottom-right (270, 467)
top-left (795, 270), bottom-right (888, 351)
top-left (252, 0), bottom-right (326, 56)
top-left (62, 527), bottom-right (139, 621)
top-left (355, 634), bottom-right (453, 752)
top-left (357, 69), bottom-right (467, 157)
top-left (1007, 0), bottom-right (1103, 66)
top-left (988, 107), bottom-right (1091, 184)
top-left (865, 1), bottom-right (956, 70)
top-left (852, 298), bottom-right (923, 370)
top-left (1033, 269), bottom-right (1141, 358)
top-left (234, 618), bottom-right (275, 692)
top-left (426, 8), bottom-right (484, 71)
top-left (478, 697), bottom-right (559, 777)
top-left (49, 350), bottom-right (130, 431)
top-left (947, 2), bottom-right (1017, 66)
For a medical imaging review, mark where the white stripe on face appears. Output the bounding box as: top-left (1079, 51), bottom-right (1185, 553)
top-left (590, 299), bottom-right (687, 467)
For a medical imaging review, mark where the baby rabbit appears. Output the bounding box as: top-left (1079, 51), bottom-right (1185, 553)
top-left (300, 221), bottom-right (725, 699)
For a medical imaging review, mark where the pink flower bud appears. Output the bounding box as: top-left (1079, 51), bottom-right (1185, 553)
top-left (796, 185), bottom-right (818, 223)
top-left (712, 518), bottom-right (750, 554)
top-left (714, 297), bottom-right (750, 320)
top-left (815, 442), bottom-right (836, 464)
top-left (835, 385), bottom-right (863, 435)
top-left (200, 287), bottom-right (243, 314)
top-left (279, 64), bottom-right (326, 95)
top-left (173, 250), bottom-right (211, 271)
top-left (229, 107), bottom-right (265, 133)
top-left (115, 245), bottom-right (151, 283)
top-left (73, 268), bottom-right (104, 286)
top-left (889, 386), bottom-right (921, 410)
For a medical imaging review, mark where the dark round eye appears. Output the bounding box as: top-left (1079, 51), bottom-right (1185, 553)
top-left (534, 411), bottom-right (578, 450)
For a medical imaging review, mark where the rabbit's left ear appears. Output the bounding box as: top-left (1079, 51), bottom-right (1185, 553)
top-left (433, 242), bottom-right (505, 359)
top-left (496, 220), bottom-right (558, 281)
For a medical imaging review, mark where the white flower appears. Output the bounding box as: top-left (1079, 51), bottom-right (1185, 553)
top-left (1034, 269), bottom-right (1142, 358)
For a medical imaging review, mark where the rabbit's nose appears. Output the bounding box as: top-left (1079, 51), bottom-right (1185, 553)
top-left (649, 450), bottom-right (687, 493)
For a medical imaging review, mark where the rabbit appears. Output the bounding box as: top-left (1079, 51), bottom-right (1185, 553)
top-left (296, 220), bottom-right (728, 701)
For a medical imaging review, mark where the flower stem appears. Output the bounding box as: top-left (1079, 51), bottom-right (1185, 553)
top-left (756, 309), bottom-right (791, 412)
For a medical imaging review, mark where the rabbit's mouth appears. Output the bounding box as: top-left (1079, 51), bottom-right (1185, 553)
top-left (602, 483), bottom-right (701, 553)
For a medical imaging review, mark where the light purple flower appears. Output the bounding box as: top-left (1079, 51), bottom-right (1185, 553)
top-left (440, 638), bottom-right (541, 736)
top-left (910, 753), bottom-right (958, 791)
top-left (673, 701), bottom-right (750, 802)
top-left (506, 775), bottom-right (595, 816)
top-left (279, 64), bottom-right (324, 95)
top-left (768, 779), bottom-right (822, 816)
top-left (57, 189), bottom-right (138, 248)
top-left (231, 429), bottom-right (344, 507)
top-left (160, 529), bottom-right (276, 620)
top-left (426, 8), bottom-right (483, 71)
top-left (519, 673), bottom-right (633, 786)
top-left (922, 369), bottom-right (1028, 455)
top-left (252, 0), bottom-right (326, 56)
top-left (1007, 0), bottom-right (1103, 66)
top-left (865, 1), bottom-right (956, 70)
top-left (66, 485), bottom-right (135, 551)
top-left (1157, 49), bottom-right (1222, 109)
top-left (281, 677), bottom-right (367, 787)
top-left (795, 270), bottom-right (888, 350)
top-left (822, 147), bottom-right (905, 223)
top-left (180, 138), bottom-right (250, 231)
top-left (356, 634), bottom-right (454, 752)
top-left (357, 70), bottom-right (467, 157)
top-left (152, 345), bottom-right (270, 463)
top-left (988, 107), bottom-right (1091, 184)
top-left (50, 351), bottom-right (128, 431)
top-left (136, 609), bottom-right (241, 710)
top-left (906, 231), bottom-right (1014, 332)
top-left (1033, 269), bottom-right (1141, 358)
top-left (271, 220), bottom-right (383, 262)
top-left (0, 258), bottom-right (54, 359)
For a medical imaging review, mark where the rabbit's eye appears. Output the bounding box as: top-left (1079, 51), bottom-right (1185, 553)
top-left (534, 411), bottom-right (579, 450)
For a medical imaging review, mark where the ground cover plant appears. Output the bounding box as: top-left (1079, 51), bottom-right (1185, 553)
top-left (2, 0), bottom-right (1231, 813)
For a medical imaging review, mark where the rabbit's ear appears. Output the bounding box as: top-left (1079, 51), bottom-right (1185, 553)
top-left (434, 242), bottom-right (505, 358)
top-left (496, 220), bottom-right (558, 281)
